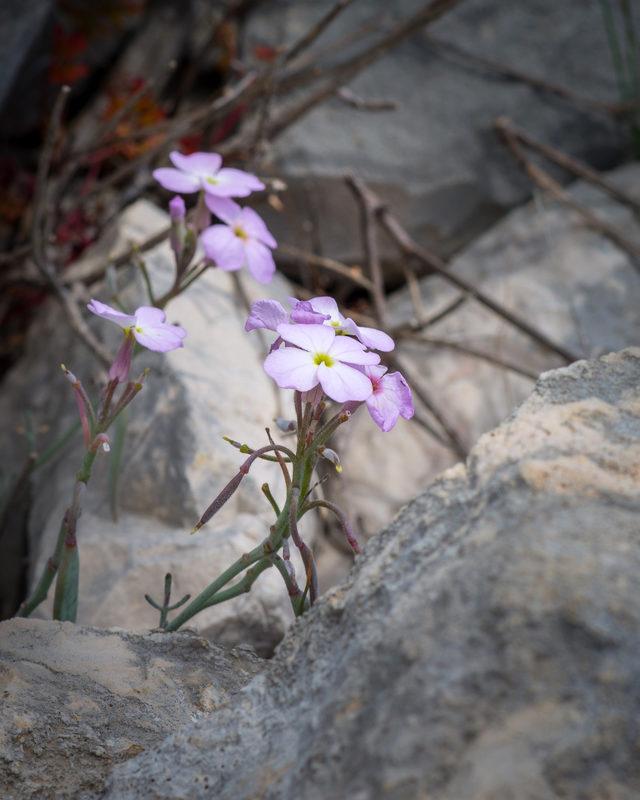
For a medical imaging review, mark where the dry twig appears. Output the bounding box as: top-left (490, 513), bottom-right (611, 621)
top-left (495, 117), bottom-right (640, 218)
top-left (496, 117), bottom-right (640, 272)
top-left (30, 87), bottom-right (111, 367)
top-left (351, 181), bottom-right (581, 363)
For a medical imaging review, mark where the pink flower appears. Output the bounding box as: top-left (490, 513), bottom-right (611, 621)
top-left (299, 296), bottom-right (394, 352)
top-left (153, 151), bottom-right (264, 198)
top-left (362, 365), bottom-right (414, 432)
top-left (244, 296), bottom-right (394, 351)
top-left (88, 300), bottom-right (186, 380)
top-left (245, 299), bottom-right (288, 333)
top-left (200, 197), bottom-right (276, 284)
top-left (264, 323), bottom-right (379, 402)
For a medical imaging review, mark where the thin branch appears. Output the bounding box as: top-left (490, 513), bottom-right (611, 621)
top-left (496, 117), bottom-right (640, 272)
top-left (347, 171), bottom-right (467, 457)
top-left (277, 245), bottom-right (374, 291)
top-left (345, 173), bottom-right (388, 326)
top-left (30, 86), bottom-right (111, 367)
top-left (337, 87), bottom-right (397, 112)
top-left (399, 332), bottom-right (539, 380)
top-left (426, 34), bottom-right (634, 118)
top-left (495, 117), bottom-right (640, 218)
top-left (390, 353), bottom-right (468, 459)
top-left (283, 0), bottom-right (357, 64)
top-left (354, 181), bottom-right (580, 363)
top-left (390, 293), bottom-right (467, 336)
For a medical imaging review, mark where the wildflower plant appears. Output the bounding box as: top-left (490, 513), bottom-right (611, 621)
top-left (18, 304), bottom-right (186, 622)
top-left (15, 148), bottom-right (413, 628)
top-left (161, 297), bottom-right (413, 631)
top-left (18, 146), bottom-right (270, 622)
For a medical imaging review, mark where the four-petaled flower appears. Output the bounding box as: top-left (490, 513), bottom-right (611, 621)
top-left (265, 324), bottom-right (379, 402)
top-left (201, 197), bottom-right (277, 284)
top-left (88, 299), bottom-right (186, 381)
top-left (245, 296), bottom-right (394, 352)
top-left (295, 296), bottom-right (394, 352)
top-left (362, 365), bottom-right (414, 432)
top-left (153, 151), bottom-right (264, 198)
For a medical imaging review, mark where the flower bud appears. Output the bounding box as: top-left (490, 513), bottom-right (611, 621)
top-left (108, 333), bottom-right (134, 383)
top-left (275, 417), bottom-right (296, 433)
top-left (90, 433), bottom-right (111, 453)
top-left (169, 197), bottom-right (186, 264)
top-left (61, 364), bottom-right (79, 386)
top-left (318, 446), bottom-right (342, 473)
top-left (169, 195), bottom-right (186, 222)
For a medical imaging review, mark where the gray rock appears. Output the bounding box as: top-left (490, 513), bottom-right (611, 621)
top-left (105, 347), bottom-right (640, 799)
top-left (247, 0), bottom-right (627, 259)
top-left (0, 200), bottom-right (314, 652)
top-left (0, 617), bottom-right (262, 800)
top-left (0, 0), bottom-right (54, 136)
top-left (331, 162), bottom-right (640, 536)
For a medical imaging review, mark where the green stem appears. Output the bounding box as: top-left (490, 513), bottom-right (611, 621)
top-left (261, 483), bottom-right (281, 516)
top-left (51, 449), bottom-right (98, 622)
top-left (17, 516), bottom-right (67, 617)
top-left (166, 497), bottom-right (294, 631)
top-left (165, 543), bottom-right (264, 631)
top-left (200, 558), bottom-right (273, 610)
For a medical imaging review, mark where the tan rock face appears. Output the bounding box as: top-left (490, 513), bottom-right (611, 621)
top-left (0, 618), bottom-right (262, 800)
top-left (104, 348), bottom-right (640, 800)
top-left (331, 165), bottom-right (640, 537)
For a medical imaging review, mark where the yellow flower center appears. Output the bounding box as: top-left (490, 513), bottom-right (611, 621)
top-left (313, 352), bottom-right (334, 367)
top-left (233, 225), bottom-right (248, 241)
top-left (206, 177), bottom-right (219, 185)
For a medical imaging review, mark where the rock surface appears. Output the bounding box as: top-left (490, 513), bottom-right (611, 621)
top-left (0, 0), bottom-right (54, 137)
top-left (248, 0), bottom-right (626, 259)
top-left (105, 348), bottom-right (640, 799)
top-left (0, 200), bottom-right (313, 652)
top-left (0, 618), bottom-right (262, 800)
top-left (332, 162), bottom-right (640, 536)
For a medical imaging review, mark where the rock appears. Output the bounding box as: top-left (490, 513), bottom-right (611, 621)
top-left (105, 348), bottom-right (640, 799)
top-left (0, 200), bottom-right (314, 652)
top-left (247, 0), bottom-right (627, 261)
top-left (331, 162), bottom-right (640, 536)
top-left (0, 617), bottom-right (262, 800)
top-left (0, 0), bottom-right (54, 137)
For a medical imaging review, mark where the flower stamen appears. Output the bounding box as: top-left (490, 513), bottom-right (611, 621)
top-left (313, 352), bottom-right (335, 367)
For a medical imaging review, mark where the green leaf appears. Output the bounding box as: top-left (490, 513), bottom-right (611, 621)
top-left (53, 545), bottom-right (79, 622)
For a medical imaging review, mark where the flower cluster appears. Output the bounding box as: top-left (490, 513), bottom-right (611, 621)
top-left (246, 296), bottom-right (414, 431)
top-left (153, 151), bottom-right (276, 284)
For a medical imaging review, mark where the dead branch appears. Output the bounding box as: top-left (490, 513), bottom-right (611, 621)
top-left (399, 333), bottom-right (539, 380)
top-left (496, 118), bottom-right (640, 272)
top-left (390, 294), bottom-right (467, 336)
top-left (350, 181), bottom-right (581, 363)
top-left (495, 117), bottom-right (640, 218)
top-left (337, 87), bottom-right (397, 112)
top-left (30, 86), bottom-right (111, 367)
top-left (277, 245), bottom-right (374, 292)
top-left (426, 34), bottom-right (634, 118)
top-left (283, 0), bottom-right (357, 64)
top-left (345, 174), bottom-right (388, 326)
top-left (346, 172), bottom-right (469, 457)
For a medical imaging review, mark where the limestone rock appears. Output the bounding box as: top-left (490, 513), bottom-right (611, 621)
top-left (0, 200), bottom-right (313, 651)
top-left (0, 618), bottom-right (262, 800)
top-left (247, 0), bottom-right (626, 259)
top-left (331, 162), bottom-right (640, 536)
top-left (105, 348), bottom-right (640, 799)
